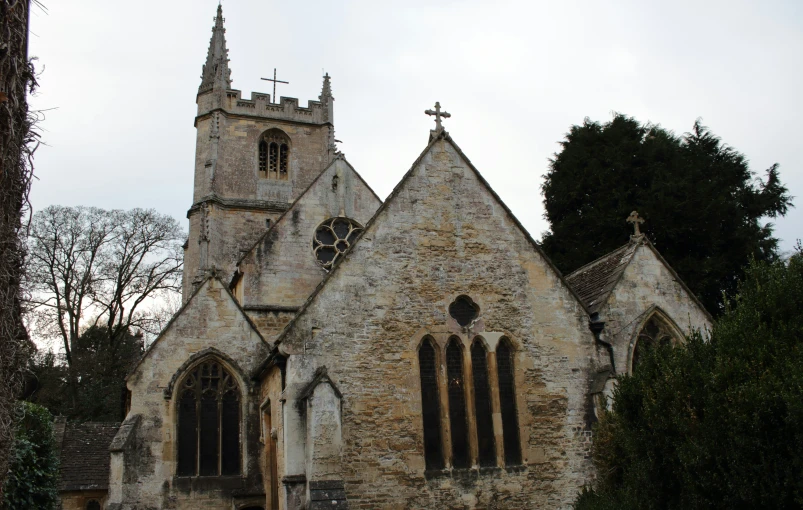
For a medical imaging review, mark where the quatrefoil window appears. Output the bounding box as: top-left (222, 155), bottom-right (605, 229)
top-left (313, 217), bottom-right (363, 269)
top-left (449, 295), bottom-right (479, 327)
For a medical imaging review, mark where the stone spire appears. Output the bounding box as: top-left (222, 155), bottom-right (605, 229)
top-left (199, 4), bottom-right (232, 94)
top-left (319, 73), bottom-right (334, 124)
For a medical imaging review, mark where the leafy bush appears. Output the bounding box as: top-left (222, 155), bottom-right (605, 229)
top-left (2, 402), bottom-right (59, 510)
top-left (578, 251), bottom-right (803, 509)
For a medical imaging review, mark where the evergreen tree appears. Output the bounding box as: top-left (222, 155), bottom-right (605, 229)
top-left (27, 326), bottom-right (143, 422)
top-left (541, 115), bottom-right (791, 313)
top-left (1, 402), bottom-right (59, 510)
top-left (577, 249), bottom-right (803, 509)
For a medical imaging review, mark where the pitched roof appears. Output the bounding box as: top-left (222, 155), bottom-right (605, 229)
top-left (58, 421), bottom-right (120, 492)
top-left (272, 130), bottom-right (592, 348)
top-left (564, 239), bottom-right (641, 313)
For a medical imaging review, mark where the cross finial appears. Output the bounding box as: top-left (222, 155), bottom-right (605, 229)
top-left (261, 68), bottom-right (289, 104)
top-left (626, 211), bottom-right (645, 236)
top-left (425, 102), bottom-right (451, 131)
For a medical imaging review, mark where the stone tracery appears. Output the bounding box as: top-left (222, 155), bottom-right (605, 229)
top-left (312, 217), bottom-right (362, 270)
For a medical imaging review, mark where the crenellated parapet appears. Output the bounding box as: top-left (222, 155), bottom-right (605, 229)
top-left (197, 88), bottom-right (332, 126)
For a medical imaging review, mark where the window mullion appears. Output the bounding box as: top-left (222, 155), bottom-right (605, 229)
top-left (462, 338), bottom-right (479, 468)
top-left (487, 350), bottom-right (505, 467)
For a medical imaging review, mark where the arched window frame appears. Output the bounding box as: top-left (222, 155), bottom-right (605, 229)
top-left (417, 336), bottom-right (444, 471)
top-left (258, 129), bottom-right (291, 180)
top-left (496, 337), bottom-right (522, 466)
top-left (628, 307), bottom-right (685, 374)
top-left (445, 337), bottom-right (470, 469)
top-left (470, 337), bottom-right (496, 467)
top-left (173, 355), bottom-right (245, 478)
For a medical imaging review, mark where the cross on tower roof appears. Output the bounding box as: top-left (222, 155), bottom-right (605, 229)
top-left (260, 68), bottom-right (289, 103)
top-left (627, 211), bottom-right (645, 236)
top-left (425, 102), bottom-right (451, 131)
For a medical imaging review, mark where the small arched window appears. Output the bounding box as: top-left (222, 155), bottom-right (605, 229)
top-left (176, 359), bottom-right (241, 476)
top-left (471, 339), bottom-right (496, 467)
top-left (496, 338), bottom-right (521, 466)
top-left (446, 337), bottom-right (469, 469)
top-left (418, 338), bottom-right (443, 470)
top-left (259, 129), bottom-right (290, 180)
top-left (632, 313), bottom-right (679, 372)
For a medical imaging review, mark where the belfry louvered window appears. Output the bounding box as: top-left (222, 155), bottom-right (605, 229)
top-left (471, 339), bottom-right (496, 467)
top-left (418, 338), bottom-right (444, 470)
top-left (177, 360), bottom-right (241, 476)
top-left (496, 339), bottom-right (522, 465)
top-left (446, 338), bottom-right (470, 469)
top-left (259, 129), bottom-right (290, 180)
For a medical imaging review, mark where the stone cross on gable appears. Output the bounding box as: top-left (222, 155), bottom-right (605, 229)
top-left (425, 102), bottom-right (451, 131)
top-left (627, 211), bottom-right (645, 236)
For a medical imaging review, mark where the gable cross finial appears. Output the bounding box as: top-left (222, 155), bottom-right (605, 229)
top-left (626, 211), bottom-right (645, 236)
top-left (261, 68), bottom-right (289, 104)
top-left (425, 102), bottom-right (451, 131)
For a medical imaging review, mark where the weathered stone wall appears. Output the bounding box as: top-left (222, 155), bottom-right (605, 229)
top-left (601, 243), bottom-right (712, 374)
top-left (60, 490), bottom-right (107, 510)
top-left (238, 158), bottom-right (382, 312)
top-left (112, 277), bottom-right (270, 510)
top-left (183, 204), bottom-right (284, 300)
top-left (276, 137), bottom-right (598, 509)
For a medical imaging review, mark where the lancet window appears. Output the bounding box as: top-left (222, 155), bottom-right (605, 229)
top-left (417, 326), bottom-right (522, 471)
top-left (176, 360), bottom-right (241, 476)
top-left (471, 340), bottom-right (496, 467)
top-left (258, 129), bottom-right (290, 180)
top-left (446, 338), bottom-right (470, 469)
top-left (418, 338), bottom-right (444, 470)
top-left (496, 338), bottom-right (522, 466)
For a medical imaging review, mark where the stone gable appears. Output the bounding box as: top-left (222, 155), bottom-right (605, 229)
top-left (236, 157), bottom-right (382, 340)
top-left (272, 133), bottom-right (599, 508)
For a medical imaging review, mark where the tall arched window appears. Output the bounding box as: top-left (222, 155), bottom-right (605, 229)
top-left (177, 359), bottom-right (241, 476)
top-left (496, 339), bottom-right (521, 466)
top-left (259, 129), bottom-right (290, 180)
top-left (446, 337), bottom-right (469, 469)
top-left (632, 313), bottom-right (679, 372)
top-left (418, 338), bottom-right (443, 470)
top-left (471, 339), bottom-right (496, 467)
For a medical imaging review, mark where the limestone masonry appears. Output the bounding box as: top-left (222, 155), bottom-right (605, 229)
top-left (76, 5), bottom-right (712, 510)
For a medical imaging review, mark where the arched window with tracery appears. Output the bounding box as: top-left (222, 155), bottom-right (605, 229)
top-left (446, 337), bottom-right (469, 469)
top-left (258, 129), bottom-right (290, 180)
top-left (471, 339), bottom-right (496, 467)
top-left (632, 313), bottom-right (679, 372)
top-left (418, 337), bottom-right (444, 470)
top-left (176, 359), bottom-right (241, 476)
top-left (496, 338), bottom-right (521, 466)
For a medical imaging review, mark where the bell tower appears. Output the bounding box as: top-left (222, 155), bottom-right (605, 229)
top-left (183, 5), bottom-right (338, 299)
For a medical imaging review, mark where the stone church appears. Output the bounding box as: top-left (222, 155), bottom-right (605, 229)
top-left (67, 5), bottom-right (711, 510)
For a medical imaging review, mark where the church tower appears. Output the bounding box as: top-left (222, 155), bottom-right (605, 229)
top-left (183, 5), bottom-right (338, 299)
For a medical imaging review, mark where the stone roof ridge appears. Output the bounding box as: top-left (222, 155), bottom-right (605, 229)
top-left (564, 238), bottom-right (642, 313)
top-left (233, 155), bottom-right (381, 270)
top-left (271, 129), bottom-right (593, 350)
top-left (126, 274), bottom-right (267, 381)
top-left (58, 421), bottom-right (121, 492)
top-left (198, 4), bottom-right (232, 94)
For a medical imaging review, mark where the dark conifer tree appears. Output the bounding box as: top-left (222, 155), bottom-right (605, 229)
top-left (541, 114), bottom-right (791, 313)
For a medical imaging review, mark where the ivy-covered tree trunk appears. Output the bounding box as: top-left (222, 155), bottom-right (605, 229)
top-left (0, 0), bottom-right (36, 500)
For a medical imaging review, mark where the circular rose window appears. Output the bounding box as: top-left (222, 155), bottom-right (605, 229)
top-left (312, 217), bottom-right (363, 270)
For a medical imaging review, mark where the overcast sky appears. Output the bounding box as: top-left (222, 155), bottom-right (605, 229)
top-left (27, 0), bottom-right (802, 256)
